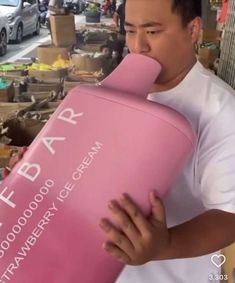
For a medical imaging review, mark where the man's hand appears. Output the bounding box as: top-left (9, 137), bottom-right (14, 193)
top-left (99, 192), bottom-right (171, 265)
top-left (4, 147), bottom-right (27, 178)
top-left (100, 192), bottom-right (235, 264)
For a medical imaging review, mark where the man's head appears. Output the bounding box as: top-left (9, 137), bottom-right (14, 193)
top-left (125, 0), bottom-right (202, 88)
top-left (172, 0), bottom-right (202, 26)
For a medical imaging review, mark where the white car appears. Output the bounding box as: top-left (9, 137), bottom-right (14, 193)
top-left (0, 0), bottom-right (40, 43)
top-left (0, 11), bottom-right (9, 56)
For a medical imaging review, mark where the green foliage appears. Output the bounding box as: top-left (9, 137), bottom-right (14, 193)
top-left (86, 3), bottom-right (100, 12)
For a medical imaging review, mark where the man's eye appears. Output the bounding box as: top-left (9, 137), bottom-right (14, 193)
top-left (147, 31), bottom-right (161, 34)
top-left (126, 30), bottom-right (136, 34)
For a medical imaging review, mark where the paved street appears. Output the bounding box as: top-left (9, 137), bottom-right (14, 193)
top-left (0, 27), bottom-right (50, 63)
top-left (0, 14), bottom-right (113, 63)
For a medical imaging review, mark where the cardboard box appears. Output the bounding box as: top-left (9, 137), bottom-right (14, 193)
top-left (63, 80), bottom-right (88, 95)
top-left (24, 92), bottom-right (55, 101)
top-left (70, 54), bottom-right (106, 72)
top-left (82, 31), bottom-right (110, 44)
top-left (50, 14), bottom-right (76, 47)
top-left (0, 84), bottom-right (15, 102)
top-left (198, 47), bottom-right (219, 68)
top-left (37, 45), bottom-right (72, 65)
top-left (77, 43), bottom-right (105, 53)
top-left (0, 102), bottom-right (32, 121)
top-left (28, 68), bottom-right (68, 82)
top-left (0, 70), bottom-right (25, 77)
top-left (27, 81), bottom-right (62, 94)
top-left (199, 29), bottom-right (222, 45)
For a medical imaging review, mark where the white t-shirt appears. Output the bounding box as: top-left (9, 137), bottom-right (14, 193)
top-left (115, 61), bottom-right (235, 283)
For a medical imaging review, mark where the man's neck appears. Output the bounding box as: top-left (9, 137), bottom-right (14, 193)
top-left (150, 58), bottom-right (197, 93)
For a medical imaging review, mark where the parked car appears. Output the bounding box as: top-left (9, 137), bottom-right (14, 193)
top-left (63, 0), bottom-right (86, 14)
top-left (0, 11), bottom-right (9, 56)
top-left (0, 0), bottom-right (40, 43)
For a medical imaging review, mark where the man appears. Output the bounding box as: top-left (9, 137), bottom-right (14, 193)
top-left (102, 0), bottom-right (112, 16)
top-left (110, 0), bottom-right (116, 15)
top-left (113, 0), bottom-right (126, 63)
top-left (113, 0), bottom-right (126, 35)
top-left (99, 0), bottom-right (235, 282)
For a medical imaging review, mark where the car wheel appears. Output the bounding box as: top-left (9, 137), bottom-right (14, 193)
top-left (0, 29), bottom-right (7, 56)
top-left (15, 24), bottom-right (23, 43)
top-left (34, 20), bottom-right (40, 36)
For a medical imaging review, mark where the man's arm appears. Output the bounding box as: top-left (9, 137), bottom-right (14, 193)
top-left (162, 208), bottom-right (235, 259)
top-left (99, 192), bottom-right (235, 265)
top-left (113, 4), bottom-right (121, 29)
top-left (113, 12), bottom-right (119, 29)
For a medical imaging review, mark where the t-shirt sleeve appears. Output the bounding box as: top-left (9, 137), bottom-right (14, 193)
top-left (197, 95), bottom-right (235, 213)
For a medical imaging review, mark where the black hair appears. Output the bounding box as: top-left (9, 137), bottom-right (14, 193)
top-left (172, 0), bottom-right (202, 26)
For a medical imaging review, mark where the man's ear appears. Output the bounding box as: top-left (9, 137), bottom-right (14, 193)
top-left (188, 17), bottom-right (202, 44)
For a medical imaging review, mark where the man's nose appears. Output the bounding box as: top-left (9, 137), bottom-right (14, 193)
top-left (133, 32), bottom-right (150, 54)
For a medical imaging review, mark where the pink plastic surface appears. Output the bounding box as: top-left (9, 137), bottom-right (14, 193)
top-left (0, 54), bottom-right (196, 283)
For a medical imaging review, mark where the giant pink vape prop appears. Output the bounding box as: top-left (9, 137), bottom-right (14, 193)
top-left (0, 54), bottom-right (196, 283)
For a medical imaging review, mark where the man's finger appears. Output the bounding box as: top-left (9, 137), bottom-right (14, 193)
top-left (107, 199), bottom-right (140, 244)
top-left (102, 241), bottom-right (131, 264)
top-left (119, 193), bottom-right (152, 235)
top-left (99, 218), bottom-right (134, 254)
top-left (149, 191), bottom-right (166, 225)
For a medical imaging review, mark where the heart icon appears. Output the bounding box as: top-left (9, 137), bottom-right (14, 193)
top-left (211, 254), bottom-right (226, 268)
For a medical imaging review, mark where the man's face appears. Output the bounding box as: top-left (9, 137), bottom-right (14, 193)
top-left (125, 0), bottom-right (201, 84)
